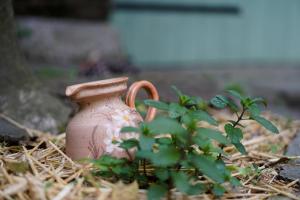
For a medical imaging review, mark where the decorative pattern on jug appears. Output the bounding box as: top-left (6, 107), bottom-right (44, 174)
top-left (88, 108), bottom-right (142, 159)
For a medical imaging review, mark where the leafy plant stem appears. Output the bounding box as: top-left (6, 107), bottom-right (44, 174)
top-left (126, 149), bottom-right (133, 161)
top-left (233, 108), bottom-right (246, 128)
top-left (218, 107), bottom-right (246, 160)
top-left (143, 159), bottom-right (146, 176)
top-left (167, 178), bottom-right (173, 200)
top-left (167, 190), bottom-right (172, 200)
top-left (194, 168), bottom-right (199, 177)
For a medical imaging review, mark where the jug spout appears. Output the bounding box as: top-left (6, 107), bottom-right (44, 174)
top-left (65, 77), bottom-right (128, 102)
top-left (65, 85), bottom-right (80, 97)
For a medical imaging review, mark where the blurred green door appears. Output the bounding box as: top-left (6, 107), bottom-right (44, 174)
top-left (112, 0), bottom-right (300, 66)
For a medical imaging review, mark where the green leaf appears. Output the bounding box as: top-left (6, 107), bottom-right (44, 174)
top-left (187, 183), bottom-right (206, 195)
top-left (155, 168), bottom-right (169, 181)
top-left (148, 117), bottom-right (186, 135)
top-left (147, 184), bottom-right (167, 200)
top-left (193, 133), bottom-right (226, 154)
top-left (195, 98), bottom-right (208, 110)
top-left (210, 95), bottom-right (228, 109)
top-left (252, 163), bottom-right (261, 174)
top-left (252, 97), bottom-right (267, 107)
top-left (140, 123), bottom-right (151, 135)
top-left (225, 83), bottom-right (245, 96)
top-left (111, 165), bottom-right (124, 174)
top-left (152, 146), bottom-right (180, 167)
top-left (189, 110), bottom-right (218, 126)
top-left (233, 142), bottom-right (247, 155)
top-left (179, 95), bottom-right (192, 106)
top-left (192, 134), bottom-right (212, 152)
top-left (180, 160), bottom-right (193, 168)
top-left (215, 159), bottom-right (226, 172)
top-left (248, 104), bottom-right (261, 116)
top-left (215, 160), bottom-right (234, 182)
top-left (171, 172), bottom-right (206, 195)
top-left (93, 155), bottom-right (125, 166)
top-left (191, 155), bottom-right (225, 183)
top-left (227, 98), bottom-right (239, 112)
top-left (144, 100), bottom-right (169, 111)
top-left (181, 113), bottom-right (196, 130)
top-left (111, 140), bottom-right (119, 145)
top-left (212, 184), bottom-right (226, 196)
top-left (197, 128), bottom-right (229, 145)
top-left (241, 97), bottom-right (252, 108)
top-left (120, 126), bottom-right (140, 133)
top-left (94, 164), bottom-right (109, 171)
top-left (227, 90), bottom-right (243, 100)
top-left (139, 134), bottom-right (155, 150)
top-left (185, 97), bottom-right (206, 109)
top-left (251, 115), bottom-right (279, 134)
top-left (238, 166), bottom-right (253, 177)
top-left (156, 137), bottom-right (172, 145)
top-left (171, 85), bottom-right (183, 97)
top-left (117, 165), bottom-right (136, 177)
top-left (186, 183), bottom-right (206, 195)
top-left (189, 96), bottom-right (204, 105)
top-left (229, 177), bottom-right (241, 186)
top-left (224, 124), bottom-right (247, 154)
top-left (168, 103), bottom-right (187, 118)
top-left (171, 172), bottom-right (191, 194)
top-left (119, 139), bottom-right (139, 150)
top-left (136, 150), bottom-right (153, 160)
top-left (210, 146), bottom-right (227, 155)
top-left (224, 124), bottom-right (243, 144)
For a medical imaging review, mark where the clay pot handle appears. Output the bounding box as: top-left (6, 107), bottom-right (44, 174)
top-left (126, 80), bottom-right (159, 122)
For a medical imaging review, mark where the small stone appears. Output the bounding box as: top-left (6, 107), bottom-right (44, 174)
top-left (1, 88), bottom-right (71, 133)
top-left (0, 115), bottom-right (29, 145)
top-left (285, 133), bottom-right (300, 160)
top-left (279, 133), bottom-right (300, 181)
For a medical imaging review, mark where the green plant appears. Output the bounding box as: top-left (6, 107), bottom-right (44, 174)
top-left (92, 87), bottom-right (278, 200)
top-left (238, 164), bottom-right (261, 178)
top-left (224, 83), bottom-right (246, 96)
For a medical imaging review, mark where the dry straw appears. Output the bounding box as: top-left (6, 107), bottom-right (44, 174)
top-left (0, 112), bottom-right (300, 199)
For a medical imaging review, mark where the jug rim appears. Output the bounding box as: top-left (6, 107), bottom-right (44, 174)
top-left (66, 77), bottom-right (128, 100)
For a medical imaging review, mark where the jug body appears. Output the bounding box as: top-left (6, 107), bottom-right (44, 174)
top-left (66, 95), bottom-right (142, 160)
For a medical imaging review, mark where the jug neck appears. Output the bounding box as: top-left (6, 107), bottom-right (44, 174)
top-left (78, 93), bottom-right (125, 109)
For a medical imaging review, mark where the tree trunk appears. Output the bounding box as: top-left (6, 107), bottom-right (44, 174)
top-left (0, 0), bottom-right (32, 89)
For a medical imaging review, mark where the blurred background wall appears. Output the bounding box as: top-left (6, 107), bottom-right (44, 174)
top-left (112, 0), bottom-right (300, 66)
top-left (13, 0), bottom-right (300, 67)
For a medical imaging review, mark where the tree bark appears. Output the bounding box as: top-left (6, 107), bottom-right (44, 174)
top-left (0, 0), bottom-right (32, 89)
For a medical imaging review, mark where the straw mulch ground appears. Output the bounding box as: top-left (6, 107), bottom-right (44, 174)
top-left (0, 112), bottom-right (300, 200)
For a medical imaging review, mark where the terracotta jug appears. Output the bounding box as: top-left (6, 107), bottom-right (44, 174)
top-left (65, 77), bottom-right (159, 160)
